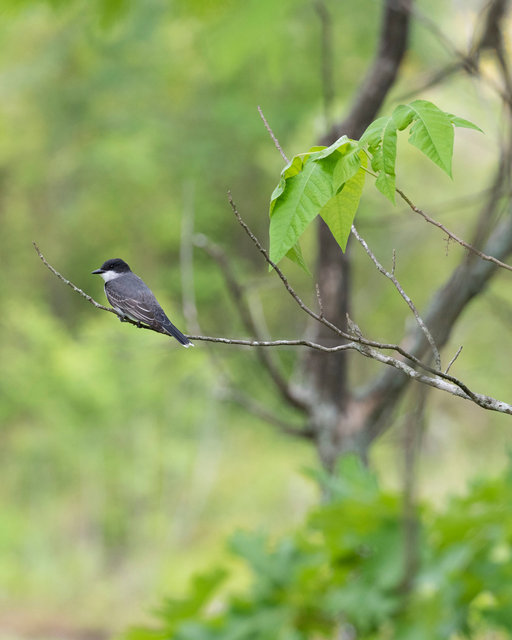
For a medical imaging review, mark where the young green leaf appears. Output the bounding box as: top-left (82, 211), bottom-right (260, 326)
top-left (391, 104), bottom-right (414, 131)
top-left (375, 118), bottom-right (398, 203)
top-left (309, 135), bottom-right (351, 161)
top-left (375, 170), bottom-right (396, 203)
top-left (333, 140), bottom-right (362, 186)
top-left (269, 138), bottom-right (361, 266)
top-left (407, 100), bottom-right (454, 177)
top-left (319, 153), bottom-right (367, 251)
top-left (269, 153), bottom-right (339, 265)
top-left (446, 113), bottom-right (484, 132)
top-left (359, 116), bottom-right (388, 149)
top-left (285, 242), bottom-right (311, 274)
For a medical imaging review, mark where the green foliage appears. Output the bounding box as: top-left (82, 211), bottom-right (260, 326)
top-left (125, 456), bottom-right (512, 639)
top-left (269, 100), bottom-right (482, 268)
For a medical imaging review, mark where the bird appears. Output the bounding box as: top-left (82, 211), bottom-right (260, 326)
top-left (92, 258), bottom-right (193, 348)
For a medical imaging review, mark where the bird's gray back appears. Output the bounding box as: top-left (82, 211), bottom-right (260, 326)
top-left (105, 272), bottom-right (168, 324)
top-left (108, 272), bottom-right (158, 302)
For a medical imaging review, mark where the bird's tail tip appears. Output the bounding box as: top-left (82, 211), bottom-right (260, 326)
top-left (163, 319), bottom-right (194, 348)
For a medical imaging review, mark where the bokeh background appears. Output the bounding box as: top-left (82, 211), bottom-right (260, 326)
top-left (1, 0), bottom-right (512, 637)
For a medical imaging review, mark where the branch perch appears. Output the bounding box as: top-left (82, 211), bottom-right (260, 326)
top-left (33, 233), bottom-right (512, 417)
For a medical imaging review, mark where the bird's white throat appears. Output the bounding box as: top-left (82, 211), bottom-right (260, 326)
top-left (100, 270), bottom-right (123, 283)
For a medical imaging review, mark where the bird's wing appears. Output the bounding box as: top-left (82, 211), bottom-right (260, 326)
top-left (105, 276), bottom-right (165, 326)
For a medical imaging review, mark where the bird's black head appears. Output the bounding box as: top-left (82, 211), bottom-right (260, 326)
top-left (92, 258), bottom-right (131, 275)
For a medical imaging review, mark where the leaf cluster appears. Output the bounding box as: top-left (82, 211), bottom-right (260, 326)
top-left (124, 456), bottom-right (512, 639)
top-left (269, 100), bottom-right (482, 270)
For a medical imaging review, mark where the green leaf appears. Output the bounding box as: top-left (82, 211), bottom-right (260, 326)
top-left (154, 568), bottom-right (228, 626)
top-left (309, 135), bottom-right (351, 161)
top-left (376, 117), bottom-right (398, 203)
top-left (332, 141), bottom-right (362, 186)
top-left (446, 113), bottom-right (484, 133)
top-left (269, 137), bottom-right (367, 266)
top-left (269, 154), bottom-right (338, 264)
top-left (381, 120), bottom-right (398, 176)
top-left (375, 171), bottom-right (396, 203)
top-left (407, 100), bottom-right (454, 177)
top-left (319, 153), bottom-right (366, 251)
top-left (359, 116), bottom-right (388, 149)
top-left (285, 242), bottom-right (311, 274)
top-left (391, 104), bottom-right (414, 131)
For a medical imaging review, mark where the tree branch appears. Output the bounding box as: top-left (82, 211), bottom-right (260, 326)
top-left (33, 242), bottom-right (120, 317)
top-left (396, 187), bottom-right (512, 272)
top-left (362, 200), bottom-right (512, 443)
top-left (258, 106), bottom-right (289, 163)
top-left (33, 241), bottom-right (512, 416)
top-left (351, 224), bottom-right (441, 370)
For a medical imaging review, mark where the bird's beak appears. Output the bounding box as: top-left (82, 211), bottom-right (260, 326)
top-left (91, 268), bottom-right (104, 275)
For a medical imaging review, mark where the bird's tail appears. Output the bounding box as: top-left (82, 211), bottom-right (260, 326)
top-left (162, 318), bottom-right (194, 348)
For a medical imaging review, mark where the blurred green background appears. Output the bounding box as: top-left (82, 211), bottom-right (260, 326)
top-left (1, 0), bottom-right (512, 637)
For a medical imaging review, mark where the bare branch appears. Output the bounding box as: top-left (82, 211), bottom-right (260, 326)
top-left (396, 187), bottom-right (512, 272)
top-left (34, 241), bottom-right (512, 416)
top-left (34, 242), bottom-right (119, 317)
top-left (445, 346), bottom-right (463, 374)
top-left (180, 335), bottom-right (512, 415)
top-left (315, 283), bottom-right (325, 319)
top-left (351, 224), bottom-right (441, 370)
top-left (356, 340), bottom-right (512, 415)
top-left (257, 106), bottom-right (289, 163)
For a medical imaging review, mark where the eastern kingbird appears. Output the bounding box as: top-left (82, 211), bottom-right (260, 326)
top-left (92, 258), bottom-right (193, 348)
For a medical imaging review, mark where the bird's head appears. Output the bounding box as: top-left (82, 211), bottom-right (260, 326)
top-left (92, 258), bottom-right (131, 282)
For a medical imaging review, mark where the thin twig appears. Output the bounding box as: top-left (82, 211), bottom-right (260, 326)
top-left (445, 346), bottom-right (463, 374)
top-left (315, 283), bottom-right (325, 319)
top-left (396, 187), bottom-right (512, 272)
top-left (33, 242), bottom-right (118, 316)
top-left (257, 105), bottom-right (289, 163)
top-left (351, 224), bottom-right (442, 370)
top-left (362, 166), bottom-right (512, 273)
